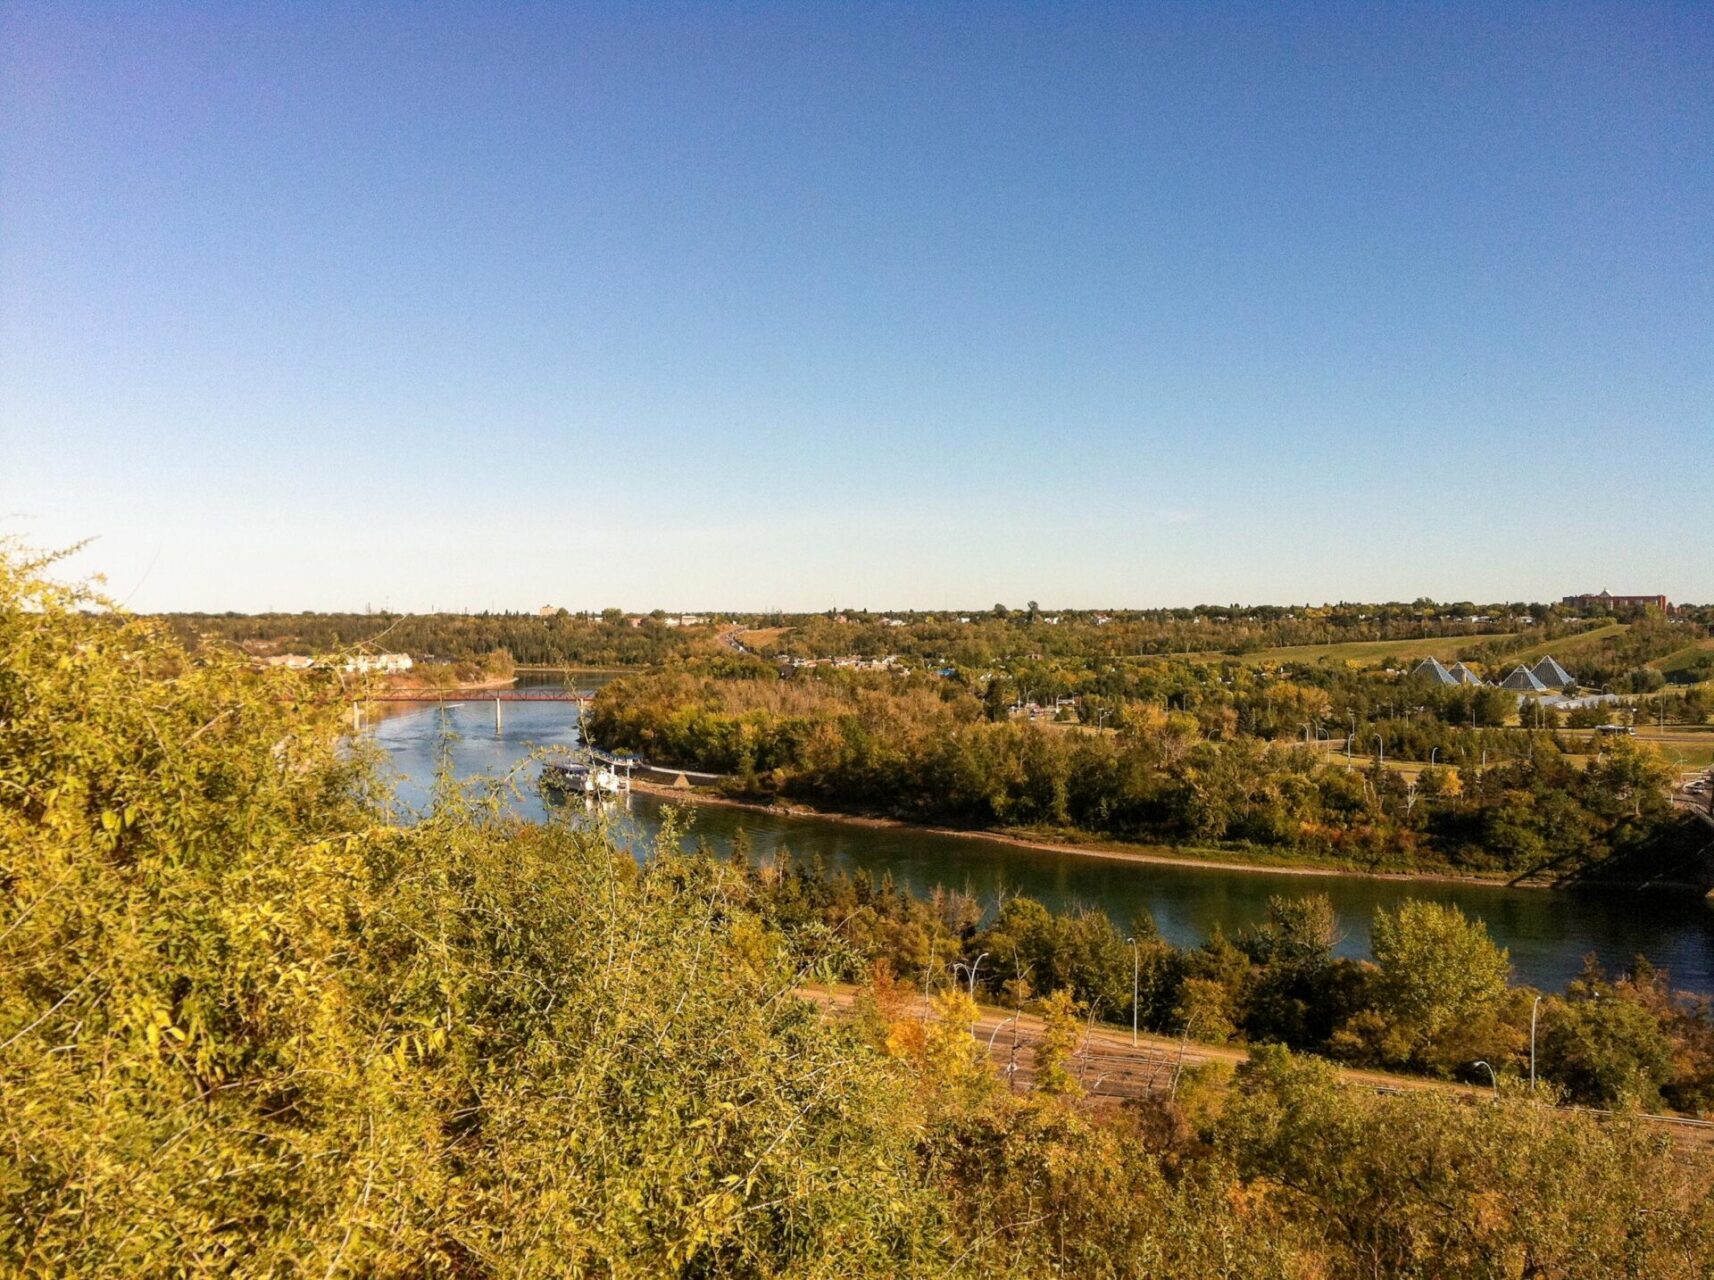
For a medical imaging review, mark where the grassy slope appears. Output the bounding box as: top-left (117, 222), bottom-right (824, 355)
top-left (1500, 621), bottom-right (1628, 667)
top-left (1217, 634), bottom-right (1520, 665)
top-left (1659, 637), bottom-right (1714, 676)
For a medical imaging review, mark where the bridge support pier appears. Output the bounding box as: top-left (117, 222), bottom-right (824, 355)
top-left (494, 697), bottom-right (503, 732)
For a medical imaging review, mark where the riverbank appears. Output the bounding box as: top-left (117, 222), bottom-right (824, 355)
top-left (623, 777), bottom-right (1556, 890)
top-left (377, 673), bottom-right (518, 695)
top-left (514, 664), bottom-right (632, 675)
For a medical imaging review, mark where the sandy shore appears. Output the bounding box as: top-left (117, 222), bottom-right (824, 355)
top-left (623, 777), bottom-right (1545, 889)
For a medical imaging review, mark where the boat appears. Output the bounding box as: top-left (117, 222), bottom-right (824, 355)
top-left (540, 761), bottom-right (596, 794)
top-left (540, 756), bottom-right (632, 797)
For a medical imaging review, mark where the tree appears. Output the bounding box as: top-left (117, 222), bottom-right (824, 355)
top-left (1032, 989), bottom-right (1084, 1098)
top-left (1358, 899), bottom-right (1511, 1072)
top-left (1540, 963), bottom-right (1678, 1108)
top-left (1221, 1044), bottom-right (1714, 1279)
top-left (0, 547), bottom-right (945, 1274)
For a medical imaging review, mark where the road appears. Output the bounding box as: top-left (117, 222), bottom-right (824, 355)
top-left (801, 984), bottom-right (1473, 1103)
top-left (801, 984), bottom-right (1714, 1146)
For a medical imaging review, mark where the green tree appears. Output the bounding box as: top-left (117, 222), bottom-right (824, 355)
top-left (1358, 899), bottom-right (1511, 1073)
top-left (0, 547), bottom-right (946, 1275)
top-left (1540, 962), bottom-right (1678, 1109)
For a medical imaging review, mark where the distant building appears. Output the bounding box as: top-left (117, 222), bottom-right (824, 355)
top-left (1530, 655), bottom-right (1575, 689)
top-left (1561, 590), bottom-right (1669, 612)
top-left (536, 605), bottom-right (558, 618)
top-left (264, 654), bottom-right (315, 670)
top-left (1447, 662), bottom-right (1485, 686)
top-left (343, 652), bottom-right (413, 675)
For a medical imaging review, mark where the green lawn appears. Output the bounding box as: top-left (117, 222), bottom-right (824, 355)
top-left (1221, 634), bottom-right (1520, 666)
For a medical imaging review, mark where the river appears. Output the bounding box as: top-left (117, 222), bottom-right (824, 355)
top-left (367, 679), bottom-right (1714, 994)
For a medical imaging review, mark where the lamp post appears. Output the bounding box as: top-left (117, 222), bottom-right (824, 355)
top-left (1374, 733), bottom-right (1385, 765)
top-left (1430, 747), bottom-right (1440, 768)
top-left (1529, 995), bottom-right (1543, 1091)
top-left (953, 952), bottom-right (989, 999)
top-left (1126, 935), bottom-right (1140, 1047)
top-left (1474, 1060), bottom-right (1499, 1095)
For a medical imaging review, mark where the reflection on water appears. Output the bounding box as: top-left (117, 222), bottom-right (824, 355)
top-left (366, 683), bottom-right (1714, 994)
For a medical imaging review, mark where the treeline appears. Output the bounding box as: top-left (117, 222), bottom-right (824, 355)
top-left (160, 608), bottom-right (707, 666)
top-left (761, 607), bottom-right (1534, 667)
top-left (588, 666), bottom-right (1704, 882)
top-left (7, 548), bottom-right (1713, 1277)
top-left (709, 842), bottom-right (1714, 1111)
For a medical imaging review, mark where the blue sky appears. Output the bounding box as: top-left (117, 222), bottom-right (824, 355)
top-left (4, 3), bottom-right (1710, 611)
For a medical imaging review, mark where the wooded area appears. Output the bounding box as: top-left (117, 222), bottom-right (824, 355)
top-left (8, 548), bottom-right (1714, 1276)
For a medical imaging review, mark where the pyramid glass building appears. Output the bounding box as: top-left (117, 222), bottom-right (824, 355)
top-left (1410, 657), bottom-right (1458, 686)
top-left (1499, 665), bottom-right (1550, 693)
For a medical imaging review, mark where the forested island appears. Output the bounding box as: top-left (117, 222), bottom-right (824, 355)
top-left (586, 650), bottom-right (1711, 886)
top-left (8, 546), bottom-right (1714, 1275)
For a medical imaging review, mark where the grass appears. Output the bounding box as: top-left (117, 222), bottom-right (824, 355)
top-left (1215, 634), bottom-right (1520, 666)
top-left (1658, 638), bottom-right (1714, 677)
top-left (1501, 621), bottom-right (1629, 667)
top-left (1632, 728), bottom-right (1714, 771)
top-left (735, 627), bottom-right (791, 650)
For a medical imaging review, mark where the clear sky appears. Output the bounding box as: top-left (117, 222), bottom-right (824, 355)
top-left (4, 3), bottom-right (1710, 612)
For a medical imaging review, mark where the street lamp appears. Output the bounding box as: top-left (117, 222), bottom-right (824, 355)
top-left (1126, 935), bottom-right (1140, 1047)
top-left (1529, 995), bottom-right (1543, 1091)
top-left (1374, 733), bottom-right (1385, 765)
top-left (952, 952), bottom-right (989, 998)
top-left (1430, 747), bottom-right (1440, 767)
top-left (1473, 1060), bottom-right (1499, 1095)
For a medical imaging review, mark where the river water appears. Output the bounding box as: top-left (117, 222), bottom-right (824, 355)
top-left (367, 680), bottom-right (1714, 994)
